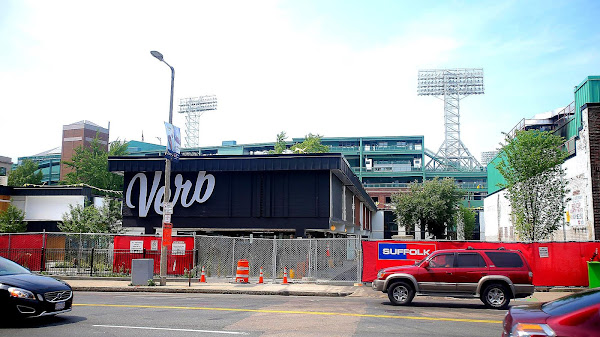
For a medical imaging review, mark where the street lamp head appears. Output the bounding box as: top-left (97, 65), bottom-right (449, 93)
top-left (150, 50), bottom-right (164, 61)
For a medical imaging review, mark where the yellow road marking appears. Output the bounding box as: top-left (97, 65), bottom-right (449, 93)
top-left (74, 303), bottom-right (502, 324)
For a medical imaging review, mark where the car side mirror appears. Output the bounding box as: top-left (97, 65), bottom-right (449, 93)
top-left (422, 261), bottom-right (429, 269)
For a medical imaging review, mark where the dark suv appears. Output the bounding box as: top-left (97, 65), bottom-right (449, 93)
top-left (372, 248), bottom-right (534, 309)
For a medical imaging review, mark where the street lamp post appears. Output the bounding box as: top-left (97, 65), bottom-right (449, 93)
top-left (150, 50), bottom-right (174, 286)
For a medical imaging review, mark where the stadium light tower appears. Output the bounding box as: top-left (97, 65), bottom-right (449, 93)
top-left (178, 95), bottom-right (218, 152)
top-left (417, 68), bottom-right (484, 170)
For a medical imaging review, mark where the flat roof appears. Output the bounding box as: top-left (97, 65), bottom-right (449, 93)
top-left (0, 185), bottom-right (94, 198)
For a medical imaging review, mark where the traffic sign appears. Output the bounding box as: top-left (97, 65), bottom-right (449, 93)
top-left (163, 202), bottom-right (174, 215)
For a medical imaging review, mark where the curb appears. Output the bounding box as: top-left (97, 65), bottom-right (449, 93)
top-left (71, 286), bottom-right (353, 297)
top-left (535, 286), bottom-right (587, 293)
top-left (58, 276), bottom-right (190, 282)
top-left (57, 276), bottom-right (356, 286)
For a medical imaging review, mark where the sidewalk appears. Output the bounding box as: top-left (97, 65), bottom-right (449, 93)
top-left (60, 277), bottom-right (580, 302)
top-left (64, 278), bottom-right (361, 297)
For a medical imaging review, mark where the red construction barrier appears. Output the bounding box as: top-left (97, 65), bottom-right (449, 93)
top-left (112, 236), bottom-right (195, 275)
top-left (0, 234), bottom-right (45, 271)
top-left (0, 233), bottom-right (45, 249)
top-left (0, 235), bottom-right (9, 249)
top-left (362, 241), bottom-right (600, 287)
top-left (529, 242), bottom-right (599, 287)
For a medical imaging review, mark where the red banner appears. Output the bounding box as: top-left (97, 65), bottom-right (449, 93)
top-left (162, 223), bottom-right (173, 246)
top-left (363, 240), bottom-right (600, 287)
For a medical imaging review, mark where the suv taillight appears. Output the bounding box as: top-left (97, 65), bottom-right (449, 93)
top-left (528, 271), bottom-right (533, 283)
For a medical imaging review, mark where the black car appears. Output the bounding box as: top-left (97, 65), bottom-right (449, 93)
top-left (0, 256), bottom-right (72, 318)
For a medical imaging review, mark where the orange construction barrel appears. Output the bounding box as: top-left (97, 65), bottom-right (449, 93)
top-left (235, 259), bottom-right (249, 283)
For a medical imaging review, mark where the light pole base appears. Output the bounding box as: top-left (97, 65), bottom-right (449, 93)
top-left (160, 276), bottom-right (167, 286)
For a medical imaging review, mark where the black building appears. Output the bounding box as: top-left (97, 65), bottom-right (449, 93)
top-left (108, 153), bottom-right (377, 237)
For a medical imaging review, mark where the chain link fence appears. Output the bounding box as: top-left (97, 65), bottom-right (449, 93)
top-left (0, 233), bottom-right (362, 284)
top-left (195, 236), bottom-right (361, 284)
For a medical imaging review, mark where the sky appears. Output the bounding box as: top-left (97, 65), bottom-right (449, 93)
top-left (1, 0), bottom-right (599, 163)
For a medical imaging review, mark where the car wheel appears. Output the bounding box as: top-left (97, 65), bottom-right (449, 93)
top-left (387, 281), bottom-right (415, 306)
top-left (481, 283), bottom-right (510, 309)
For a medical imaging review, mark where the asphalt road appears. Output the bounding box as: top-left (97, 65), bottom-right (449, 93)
top-left (0, 291), bottom-right (509, 336)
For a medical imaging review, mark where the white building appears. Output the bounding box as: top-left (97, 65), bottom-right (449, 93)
top-left (484, 99), bottom-right (600, 241)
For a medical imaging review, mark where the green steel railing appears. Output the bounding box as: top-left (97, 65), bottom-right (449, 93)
top-left (363, 182), bottom-right (487, 190)
top-left (328, 145), bottom-right (422, 153)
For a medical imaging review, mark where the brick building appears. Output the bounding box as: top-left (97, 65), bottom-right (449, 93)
top-left (60, 120), bottom-right (109, 180)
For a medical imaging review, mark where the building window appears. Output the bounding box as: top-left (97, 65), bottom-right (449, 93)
top-left (371, 196), bottom-right (379, 203)
top-left (385, 197), bottom-right (391, 204)
top-left (0, 167), bottom-right (5, 176)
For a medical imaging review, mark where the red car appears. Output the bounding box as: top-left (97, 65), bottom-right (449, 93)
top-left (372, 248), bottom-right (534, 309)
top-left (503, 288), bottom-right (600, 337)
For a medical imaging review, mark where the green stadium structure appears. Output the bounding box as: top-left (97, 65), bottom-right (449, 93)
top-left (14, 147), bottom-right (62, 185)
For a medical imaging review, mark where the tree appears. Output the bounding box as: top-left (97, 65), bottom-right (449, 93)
top-left (58, 199), bottom-right (123, 233)
top-left (495, 130), bottom-right (569, 241)
top-left (457, 205), bottom-right (476, 240)
top-left (62, 137), bottom-right (128, 194)
top-left (8, 159), bottom-right (43, 186)
top-left (291, 133), bottom-right (329, 153)
top-left (270, 131), bottom-right (288, 154)
top-left (61, 137), bottom-right (126, 233)
top-left (0, 205), bottom-right (27, 232)
top-left (392, 178), bottom-right (463, 239)
top-left (101, 198), bottom-right (124, 233)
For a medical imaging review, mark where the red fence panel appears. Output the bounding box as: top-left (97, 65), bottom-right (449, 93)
top-left (0, 235), bottom-right (8, 249)
top-left (0, 234), bottom-right (46, 271)
top-left (0, 234), bottom-right (45, 249)
top-left (528, 242), bottom-right (600, 286)
top-left (112, 235), bottom-right (195, 275)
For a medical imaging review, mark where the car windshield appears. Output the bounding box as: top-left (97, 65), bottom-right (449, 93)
top-left (0, 257), bottom-right (31, 276)
top-left (541, 288), bottom-right (600, 316)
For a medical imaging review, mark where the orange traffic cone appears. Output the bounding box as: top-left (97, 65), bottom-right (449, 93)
top-left (258, 266), bottom-right (264, 284)
top-left (282, 267), bottom-right (289, 284)
top-left (199, 266), bottom-right (206, 283)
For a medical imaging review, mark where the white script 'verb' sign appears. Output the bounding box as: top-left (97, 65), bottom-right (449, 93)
top-left (125, 171), bottom-right (216, 217)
